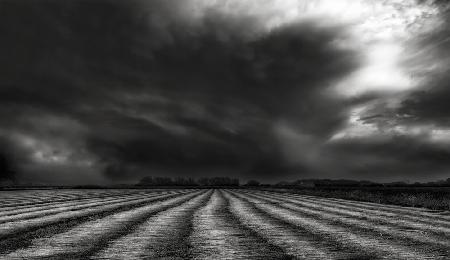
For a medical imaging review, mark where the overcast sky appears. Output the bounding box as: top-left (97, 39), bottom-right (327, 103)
top-left (1, 0), bottom-right (450, 184)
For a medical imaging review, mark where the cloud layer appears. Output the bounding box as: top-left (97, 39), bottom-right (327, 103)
top-left (0, 0), bottom-right (449, 184)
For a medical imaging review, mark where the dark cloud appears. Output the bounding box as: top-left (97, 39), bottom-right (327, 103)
top-left (88, 18), bottom-right (358, 180)
top-left (323, 136), bottom-right (450, 181)
top-left (398, 88), bottom-right (450, 126)
top-left (3, 0), bottom-right (448, 184)
top-left (358, 1), bottom-right (450, 129)
top-left (0, 0), bottom-right (361, 184)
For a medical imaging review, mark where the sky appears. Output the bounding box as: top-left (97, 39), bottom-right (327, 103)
top-left (1, 0), bottom-right (450, 185)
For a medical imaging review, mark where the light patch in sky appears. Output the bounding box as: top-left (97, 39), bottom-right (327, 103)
top-left (334, 42), bottom-right (412, 96)
top-left (430, 129), bottom-right (450, 143)
top-left (331, 106), bottom-right (450, 144)
top-left (395, 125), bottom-right (450, 144)
top-left (329, 106), bottom-right (379, 141)
top-left (196, 0), bottom-right (440, 36)
top-left (188, 0), bottom-right (446, 157)
top-left (12, 133), bottom-right (92, 166)
top-left (12, 133), bottom-right (69, 164)
top-left (189, 0), bottom-right (440, 97)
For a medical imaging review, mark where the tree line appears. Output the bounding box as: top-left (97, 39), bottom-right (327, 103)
top-left (136, 176), bottom-right (249, 187)
top-left (136, 177), bottom-right (450, 188)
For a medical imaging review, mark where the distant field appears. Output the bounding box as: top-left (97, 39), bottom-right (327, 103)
top-left (264, 187), bottom-right (450, 211)
top-left (0, 189), bottom-right (449, 259)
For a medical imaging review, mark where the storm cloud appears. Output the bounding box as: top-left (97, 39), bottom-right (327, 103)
top-left (0, 0), bottom-right (449, 184)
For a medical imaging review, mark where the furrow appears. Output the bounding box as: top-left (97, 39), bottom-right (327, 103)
top-left (4, 190), bottom-right (204, 259)
top-left (189, 190), bottom-right (288, 259)
top-left (223, 190), bottom-right (344, 259)
top-left (259, 191), bottom-right (450, 229)
top-left (0, 190), bottom-right (162, 209)
top-left (263, 191), bottom-right (450, 223)
top-left (92, 190), bottom-right (213, 259)
top-left (233, 190), bottom-right (441, 260)
top-left (0, 192), bottom-right (154, 216)
top-left (0, 190), bottom-right (192, 254)
top-left (0, 193), bottom-right (164, 223)
top-left (249, 191), bottom-right (450, 239)
top-left (244, 191), bottom-right (450, 257)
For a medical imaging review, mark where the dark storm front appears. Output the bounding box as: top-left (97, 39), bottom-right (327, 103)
top-left (2, 1), bottom-right (450, 186)
top-left (0, 189), bottom-right (448, 259)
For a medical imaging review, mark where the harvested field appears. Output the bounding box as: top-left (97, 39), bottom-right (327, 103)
top-left (0, 189), bottom-right (448, 259)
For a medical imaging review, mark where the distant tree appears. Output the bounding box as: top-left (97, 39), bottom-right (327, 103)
top-left (198, 178), bottom-right (210, 186)
top-left (293, 180), bottom-right (315, 188)
top-left (211, 177), bottom-right (230, 186)
top-left (173, 177), bottom-right (198, 186)
top-left (387, 181), bottom-right (408, 187)
top-left (186, 178), bottom-right (197, 186)
top-left (154, 177), bottom-right (173, 186)
top-left (275, 181), bottom-right (290, 187)
top-left (138, 176), bottom-right (154, 186)
top-left (138, 176), bottom-right (238, 187)
top-left (246, 180), bottom-right (260, 186)
top-left (195, 177), bottom-right (240, 186)
top-left (174, 177), bottom-right (186, 186)
top-left (138, 176), bottom-right (174, 186)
